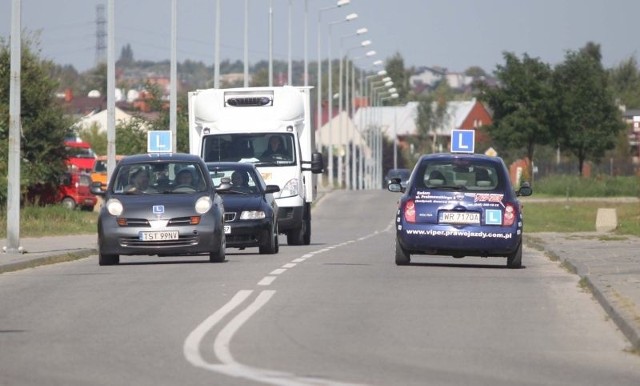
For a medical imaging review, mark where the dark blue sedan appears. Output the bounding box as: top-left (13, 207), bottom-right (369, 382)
top-left (207, 162), bottom-right (280, 254)
top-left (388, 153), bottom-right (532, 268)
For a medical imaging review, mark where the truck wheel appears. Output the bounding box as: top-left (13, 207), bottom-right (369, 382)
top-left (61, 197), bottom-right (76, 210)
top-left (286, 226), bottom-right (305, 245)
top-left (303, 204), bottom-right (311, 245)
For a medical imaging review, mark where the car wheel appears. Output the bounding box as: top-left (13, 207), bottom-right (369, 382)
top-left (259, 224), bottom-right (278, 254)
top-left (395, 238), bottom-right (410, 265)
top-left (99, 252), bottom-right (119, 266)
top-left (507, 241), bottom-right (522, 269)
top-left (61, 197), bottom-right (76, 210)
top-left (210, 231), bottom-right (226, 263)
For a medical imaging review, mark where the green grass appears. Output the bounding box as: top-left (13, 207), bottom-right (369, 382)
top-left (534, 175), bottom-right (640, 197)
top-left (0, 205), bottom-right (98, 238)
top-left (523, 201), bottom-right (640, 236)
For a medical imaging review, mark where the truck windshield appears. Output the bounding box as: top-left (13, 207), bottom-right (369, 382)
top-left (202, 133), bottom-right (296, 166)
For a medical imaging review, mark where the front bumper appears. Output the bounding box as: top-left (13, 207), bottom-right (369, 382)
top-left (224, 218), bottom-right (272, 248)
top-left (98, 213), bottom-right (222, 256)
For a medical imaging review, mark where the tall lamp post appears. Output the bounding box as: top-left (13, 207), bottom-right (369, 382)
top-left (316, 0), bottom-right (351, 185)
top-left (327, 12), bottom-right (358, 187)
top-left (338, 35), bottom-right (369, 188)
top-left (344, 48), bottom-right (375, 190)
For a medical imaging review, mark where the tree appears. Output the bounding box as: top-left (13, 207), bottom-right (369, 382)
top-left (385, 52), bottom-right (410, 103)
top-left (609, 56), bottom-right (640, 109)
top-left (115, 118), bottom-right (148, 155)
top-left (478, 52), bottom-right (555, 176)
top-left (414, 81), bottom-right (449, 154)
top-left (553, 43), bottom-right (626, 176)
top-left (0, 34), bottom-right (72, 206)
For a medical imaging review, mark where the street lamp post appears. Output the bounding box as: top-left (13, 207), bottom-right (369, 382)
top-left (327, 12), bottom-right (358, 187)
top-left (345, 49), bottom-right (376, 190)
top-left (316, 0), bottom-right (351, 186)
top-left (338, 34), bottom-right (369, 188)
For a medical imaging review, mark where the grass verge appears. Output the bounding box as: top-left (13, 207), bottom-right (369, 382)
top-left (0, 205), bottom-right (97, 238)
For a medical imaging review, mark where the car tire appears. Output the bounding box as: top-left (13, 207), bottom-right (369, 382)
top-left (61, 197), bottom-right (76, 210)
top-left (507, 241), bottom-right (522, 269)
top-left (210, 231), bottom-right (226, 263)
top-left (99, 252), bottom-right (119, 266)
top-left (259, 224), bottom-right (278, 254)
top-left (395, 239), bottom-right (411, 265)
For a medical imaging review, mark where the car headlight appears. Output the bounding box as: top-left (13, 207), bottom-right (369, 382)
top-left (106, 198), bottom-right (123, 216)
top-left (195, 196), bottom-right (213, 214)
top-left (240, 211), bottom-right (266, 220)
top-left (280, 178), bottom-right (299, 198)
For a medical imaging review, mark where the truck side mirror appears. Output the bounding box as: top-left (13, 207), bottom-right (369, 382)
top-left (310, 152), bottom-right (324, 174)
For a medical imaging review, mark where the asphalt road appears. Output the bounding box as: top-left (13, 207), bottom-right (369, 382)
top-left (1, 190), bottom-right (639, 386)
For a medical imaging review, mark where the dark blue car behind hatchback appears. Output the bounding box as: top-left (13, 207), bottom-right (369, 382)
top-left (388, 153), bottom-right (532, 268)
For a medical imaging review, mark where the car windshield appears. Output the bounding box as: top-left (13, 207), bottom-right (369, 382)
top-left (209, 168), bottom-right (261, 195)
top-left (415, 160), bottom-right (501, 191)
top-left (202, 133), bottom-right (296, 167)
top-left (111, 161), bottom-right (208, 194)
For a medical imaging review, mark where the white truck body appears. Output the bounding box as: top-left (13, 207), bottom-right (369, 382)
top-left (188, 86), bottom-right (322, 245)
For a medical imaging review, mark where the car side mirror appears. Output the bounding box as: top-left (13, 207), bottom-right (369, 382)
top-left (265, 184), bottom-right (280, 194)
top-left (388, 183), bottom-right (404, 193)
top-left (90, 181), bottom-right (106, 196)
top-left (517, 181), bottom-right (533, 197)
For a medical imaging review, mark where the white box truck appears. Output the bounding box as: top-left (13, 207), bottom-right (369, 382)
top-left (188, 86), bottom-right (324, 245)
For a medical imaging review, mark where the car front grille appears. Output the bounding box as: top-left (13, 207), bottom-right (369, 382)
top-left (119, 217), bottom-right (198, 227)
top-left (120, 235), bottom-right (199, 248)
top-left (224, 212), bottom-right (237, 222)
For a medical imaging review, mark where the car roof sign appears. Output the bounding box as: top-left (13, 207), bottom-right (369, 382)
top-left (450, 129), bottom-right (475, 154)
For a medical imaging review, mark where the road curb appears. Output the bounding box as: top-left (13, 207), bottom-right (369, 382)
top-left (535, 242), bottom-right (640, 352)
top-left (0, 249), bottom-right (96, 274)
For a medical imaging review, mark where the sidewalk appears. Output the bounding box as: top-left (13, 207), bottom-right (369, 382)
top-left (1, 234), bottom-right (97, 274)
top-left (526, 232), bottom-right (640, 351)
top-left (2, 228), bottom-right (639, 351)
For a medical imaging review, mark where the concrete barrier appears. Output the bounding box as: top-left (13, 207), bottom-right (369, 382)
top-left (595, 208), bottom-right (617, 232)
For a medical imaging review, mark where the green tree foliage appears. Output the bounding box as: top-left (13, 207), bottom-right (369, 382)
top-left (415, 86), bottom-right (448, 154)
top-left (0, 35), bottom-right (72, 206)
top-left (609, 57), bottom-right (640, 109)
top-left (479, 52), bottom-right (555, 173)
top-left (115, 117), bottom-right (148, 155)
top-left (81, 62), bottom-right (107, 97)
top-left (552, 43), bottom-right (625, 176)
top-left (385, 52), bottom-right (410, 103)
top-left (79, 123), bottom-right (107, 156)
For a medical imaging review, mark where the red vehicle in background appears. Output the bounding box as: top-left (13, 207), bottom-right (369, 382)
top-left (26, 171), bottom-right (97, 211)
top-left (65, 139), bottom-right (97, 173)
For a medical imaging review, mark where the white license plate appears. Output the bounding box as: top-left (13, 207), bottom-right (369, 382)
top-left (139, 231), bottom-right (179, 241)
top-left (438, 211), bottom-right (480, 225)
top-left (224, 225), bottom-right (231, 234)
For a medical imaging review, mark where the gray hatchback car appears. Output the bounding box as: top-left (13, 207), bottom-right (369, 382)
top-left (93, 153), bottom-right (226, 265)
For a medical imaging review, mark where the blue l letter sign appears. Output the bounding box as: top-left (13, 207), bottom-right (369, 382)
top-left (147, 131), bottom-right (172, 153)
top-left (450, 129), bottom-right (475, 153)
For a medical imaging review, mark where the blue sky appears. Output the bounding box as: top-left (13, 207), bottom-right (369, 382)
top-left (1, 0), bottom-right (639, 74)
